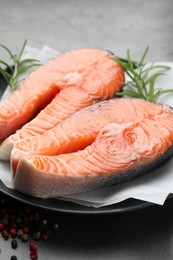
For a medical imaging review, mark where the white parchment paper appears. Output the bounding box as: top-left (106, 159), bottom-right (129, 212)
top-left (0, 46), bottom-right (173, 208)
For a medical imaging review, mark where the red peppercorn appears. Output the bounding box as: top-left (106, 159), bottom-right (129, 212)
top-left (0, 207), bottom-right (7, 214)
top-left (2, 230), bottom-right (9, 239)
top-left (22, 226), bottom-right (30, 233)
top-left (10, 214), bottom-right (17, 221)
top-left (10, 228), bottom-right (17, 237)
top-left (24, 207), bottom-right (31, 214)
top-left (34, 211), bottom-right (40, 218)
top-left (30, 241), bottom-right (37, 251)
top-left (0, 222), bottom-right (5, 231)
top-left (30, 251), bottom-right (38, 260)
top-left (41, 233), bottom-right (48, 240)
top-left (28, 213), bottom-right (34, 221)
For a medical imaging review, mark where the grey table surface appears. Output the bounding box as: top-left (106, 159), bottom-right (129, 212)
top-left (0, 0), bottom-right (173, 259)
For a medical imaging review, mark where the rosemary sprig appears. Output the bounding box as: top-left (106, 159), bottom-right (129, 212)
top-left (0, 40), bottom-right (41, 91)
top-left (112, 47), bottom-right (173, 102)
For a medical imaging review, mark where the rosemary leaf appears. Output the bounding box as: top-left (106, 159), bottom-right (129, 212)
top-left (142, 64), bottom-right (170, 80)
top-left (0, 40), bottom-right (41, 91)
top-left (148, 77), bottom-right (155, 101)
top-left (116, 90), bottom-right (142, 98)
top-left (0, 60), bottom-right (13, 71)
top-left (154, 89), bottom-right (173, 101)
top-left (17, 63), bottom-right (41, 76)
top-left (111, 47), bottom-right (172, 102)
top-left (127, 49), bottom-right (134, 69)
top-left (0, 43), bottom-right (14, 59)
top-left (0, 67), bottom-right (11, 82)
top-left (20, 58), bottom-right (41, 64)
top-left (145, 73), bottom-right (165, 86)
top-left (17, 39), bottom-right (27, 61)
top-left (139, 46), bottom-right (149, 66)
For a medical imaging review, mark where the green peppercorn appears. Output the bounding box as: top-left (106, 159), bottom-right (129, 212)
top-left (17, 229), bottom-right (23, 238)
top-left (2, 218), bottom-right (9, 226)
top-left (33, 231), bottom-right (41, 240)
top-left (3, 213), bottom-right (9, 219)
top-left (41, 219), bottom-right (48, 226)
top-left (53, 223), bottom-right (58, 230)
top-left (15, 217), bottom-right (22, 224)
top-left (0, 198), bottom-right (6, 204)
top-left (21, 233), bottom-right (29, 242)
top-left (18, 211), bottom-right (24, 218)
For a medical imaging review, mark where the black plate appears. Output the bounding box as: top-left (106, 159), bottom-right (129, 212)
top-left (0, 62), bottom-right (156, 215)
top-left (0, 180), bottom-right (153, 214)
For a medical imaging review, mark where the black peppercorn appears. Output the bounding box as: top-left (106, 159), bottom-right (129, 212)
top-left (11, 239), bottom-right (18, 249)
top-left (11, 256), bottom-right (17, 260)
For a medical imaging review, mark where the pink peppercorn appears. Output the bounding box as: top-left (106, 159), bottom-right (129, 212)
top-left (2, 230), bottom-right (9, 239)
top-left (10, 214), bottom-right (17, 221)
top-left (10, 228), bottom-right (17, 237)
top-left (28, 213), bottom-right (34, 222)
top-left (24, 207), bottom-right (31, 214)
top-left (22, 226), bottom-right (30, 233)
top-left (0, 222), bottom-right (5, 231)
top-left (41, 233), bottom-right (48, 240)
top-left (30, 251), bottom-right (38, 260)
top-left (30, 241), bottom-right (37, 251)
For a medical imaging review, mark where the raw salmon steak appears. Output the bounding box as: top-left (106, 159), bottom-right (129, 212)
top-left (0, 48), bottom-right (124, 159)
top-left (11, 97), bottom-right (165, 176)
top-left (12, 98), bottom-right (173, 198)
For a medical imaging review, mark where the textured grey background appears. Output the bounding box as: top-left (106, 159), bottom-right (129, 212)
top-left (0, 0), bottom-right (173, 61)
top-left (0, 0), bottom-right (173, 259)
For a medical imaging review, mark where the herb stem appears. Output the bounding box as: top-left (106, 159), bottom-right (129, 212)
top-left (0, 40), bottom-right (41, 91)
top-left (111, 47), bottom-right (172, 102)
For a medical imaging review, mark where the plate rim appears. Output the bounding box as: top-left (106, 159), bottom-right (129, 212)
top-left (0, 180), bottom-right (153, 214)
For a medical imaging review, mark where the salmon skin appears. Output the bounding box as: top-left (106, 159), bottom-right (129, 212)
top-left (12, 98), bottom-right (173, 198)
top-left (0, 48), bottom-right (124, 158)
